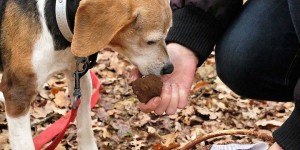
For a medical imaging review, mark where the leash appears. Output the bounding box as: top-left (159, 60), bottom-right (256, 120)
top-left (33, 58), bottom-right (101, 150)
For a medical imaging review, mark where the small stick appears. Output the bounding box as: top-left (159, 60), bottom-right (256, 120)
top-left (180, 129), bottom-right (274, 150)
top-left (31, 113), bottom-right (56, 127)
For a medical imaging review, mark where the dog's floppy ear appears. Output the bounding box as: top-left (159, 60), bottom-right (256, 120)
top-left (71, 0), bottom-right (135, 57)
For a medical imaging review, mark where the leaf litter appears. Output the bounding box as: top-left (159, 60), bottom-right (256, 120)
top-left (0, 50), bottom-right (294, 149)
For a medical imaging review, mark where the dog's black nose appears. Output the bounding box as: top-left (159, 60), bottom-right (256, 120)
top-left (160, 63), bottom-right (174, 75)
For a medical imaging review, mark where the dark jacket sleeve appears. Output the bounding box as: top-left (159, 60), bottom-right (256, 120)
top-left (166, 0), bottom-right (243, 66)
top-left (273, 78), bottom-right (300, 150)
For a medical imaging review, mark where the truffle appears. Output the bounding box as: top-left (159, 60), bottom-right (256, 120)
top-left (132, 75), bottom-right (162, 103)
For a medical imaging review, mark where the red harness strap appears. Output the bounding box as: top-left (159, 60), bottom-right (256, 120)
top-left (33, 71), bottom-right (101, 150)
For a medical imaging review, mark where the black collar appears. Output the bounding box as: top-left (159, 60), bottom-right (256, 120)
top-left (44, 0), bottom-right (98, 67)
top-left (65, 0), bottom-right (80, 33)
top-left (44, 0), bottom-right (80, 50)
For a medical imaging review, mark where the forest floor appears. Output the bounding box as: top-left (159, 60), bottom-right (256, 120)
top-left (0, 50), bottom-right (294, 150)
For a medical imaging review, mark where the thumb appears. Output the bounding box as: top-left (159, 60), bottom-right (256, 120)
top-left (138, 97), bottom-right (161, 113)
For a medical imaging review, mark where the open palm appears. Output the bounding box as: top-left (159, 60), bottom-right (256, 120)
top-left (137, 43), bottom-right (199, 115)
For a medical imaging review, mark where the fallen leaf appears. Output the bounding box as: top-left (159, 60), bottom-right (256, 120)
top-left (31, 101), bottom-right (53, 119)
top-left (195, 106), bottom-right (218, 120)
top-left (0, 130), bottom-right (10, 150)
top-left (191, 81), bottom-right (209, 94)
top-left (130, 135), bottom-right (147, 150)
top-left (153, 143), bottom-right (180, 150)
top-left (130, 112), bottom-right (151, 127)
top-left (161, 133), bottom-right (177, 147)
top-left (255, 119), bottom-right (283, 127)
top-left (53, 91), bottom-right (70, 108)
top-left (51, 87), bottom-right (60, 95)
top-left (95, 126), bottom-right (112, 139)
top-left (147, 126), bottom-right (157, 134)
top-left (117, 124), bottom-right (132, 138)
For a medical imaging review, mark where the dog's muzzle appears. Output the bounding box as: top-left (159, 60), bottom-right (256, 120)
top-left (160, 63), bottom-right (174, 75)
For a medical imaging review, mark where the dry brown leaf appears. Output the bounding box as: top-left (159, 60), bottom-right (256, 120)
top-left (31, 101), bottom-right (53, 119)
top-left (130, 112), bottom-right (151, 127)
top-left (113, 98), bottom-right (135, 111)
top-left (109, 55), bottom-right (126, 75)
top-left (130, 135), bottom-right (147, 150)
top-left (0, 113), bottom-right (6, 122)
top-left (152, 143), bottom-right (180, 150)
top-left (195, 106), bottom-right (218, 120)
top-left (51, 103), bottom-right (68, 115)
top-left (147, 126), bottom-right (157, 134)
top-left (95, 126), bottom-right (112, 139)
top-left (255, 119), bottom-right (283, 127)
top-left (51, 87), bottom-right (60, 95)
top-left (0, 130), bottom-right (10, 150)
top-left (242, 107), bottom-right (261, 119)
top-left (197, 64), bottom-right (215, 80)
top-left (190, 126), bottom-right (205, 141)
top-left (191, 81), bottom-right (209, 93)
top-left (96, 108), bottom-right (110, 122)
top-left (175, 122), bottom-right (182, 132)
top-left (53, 91), bottom-right (70, 108)
top-left (161, 133), bottom-right (177, 147)
top-left (49, 78), bottom-right (67, 88)
top-left (117, 124), bottom-right (132, 138)
top-left (181, 106), bottom-right (195, 117)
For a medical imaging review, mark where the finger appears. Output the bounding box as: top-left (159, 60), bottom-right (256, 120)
top-left (139, 97), bottom-right (161, 113)
top-left (161, 73), bottom-right (172, 82)
top-left (178, 84), bottom-right (188, 109)
top-left (128, 68), bottom-right (142, 84)
top-left (154, 83), bottom-right (172, 115)
top-left (166, 83), bottom-right (179, 115)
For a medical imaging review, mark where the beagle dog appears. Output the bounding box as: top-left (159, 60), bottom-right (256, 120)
top-left (0, 0), bottom-right (173, 149)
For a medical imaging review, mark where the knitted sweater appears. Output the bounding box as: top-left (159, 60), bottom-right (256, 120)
top-left (165, 0), bottom-right (300, 149)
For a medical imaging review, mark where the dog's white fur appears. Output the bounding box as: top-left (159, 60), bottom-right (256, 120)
top-left (6, 113), bottom-right (35, 149)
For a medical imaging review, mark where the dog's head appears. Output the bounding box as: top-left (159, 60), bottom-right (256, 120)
top-left (71, 0), bottom-right (173, 76)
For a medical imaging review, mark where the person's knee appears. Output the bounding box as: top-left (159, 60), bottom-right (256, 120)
top-left (215, 48), bottom-right (255, 98)
top-left (213, 0), bottom-right (296, 101)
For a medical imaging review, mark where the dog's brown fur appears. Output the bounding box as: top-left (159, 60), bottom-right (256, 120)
top-left (72, 0), bottom-right (138, 57)
top-left (71, 0), bottom-right (172, 58)
top-left (1, 0), bottom-right (40, 117)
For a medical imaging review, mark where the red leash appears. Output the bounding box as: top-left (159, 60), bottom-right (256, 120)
top-left (33, 71), bottom-right (101, 150)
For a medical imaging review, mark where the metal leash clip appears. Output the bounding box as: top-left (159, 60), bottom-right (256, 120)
top-left (73, 57), bottom-right (90, 109)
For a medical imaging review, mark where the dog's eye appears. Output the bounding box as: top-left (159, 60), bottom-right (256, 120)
top-left (147, 41), bottom-right (156, 45)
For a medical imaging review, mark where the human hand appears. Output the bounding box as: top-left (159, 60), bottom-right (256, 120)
top-left (269, 142), bottom-right (283, 150)
top-left (130, 43), bottom-right (198, 115)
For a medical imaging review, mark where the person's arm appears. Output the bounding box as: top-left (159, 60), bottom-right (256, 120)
top-left (166, 0), bottom-right (243, 65)
top-left (273, 78), bottom-right (300, 150)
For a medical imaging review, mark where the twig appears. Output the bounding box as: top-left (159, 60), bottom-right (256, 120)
top-left (180, 129), bottom-right (274, 150)
top-left (31, 113), bottom-right (56, 127)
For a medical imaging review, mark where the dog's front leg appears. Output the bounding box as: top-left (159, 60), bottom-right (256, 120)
top-left (2, 73), bottom-right (36, 150)
top-left (66, 70), bottom-right (97, 150)
top-left (6, 113), bottom-right (34, 150)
